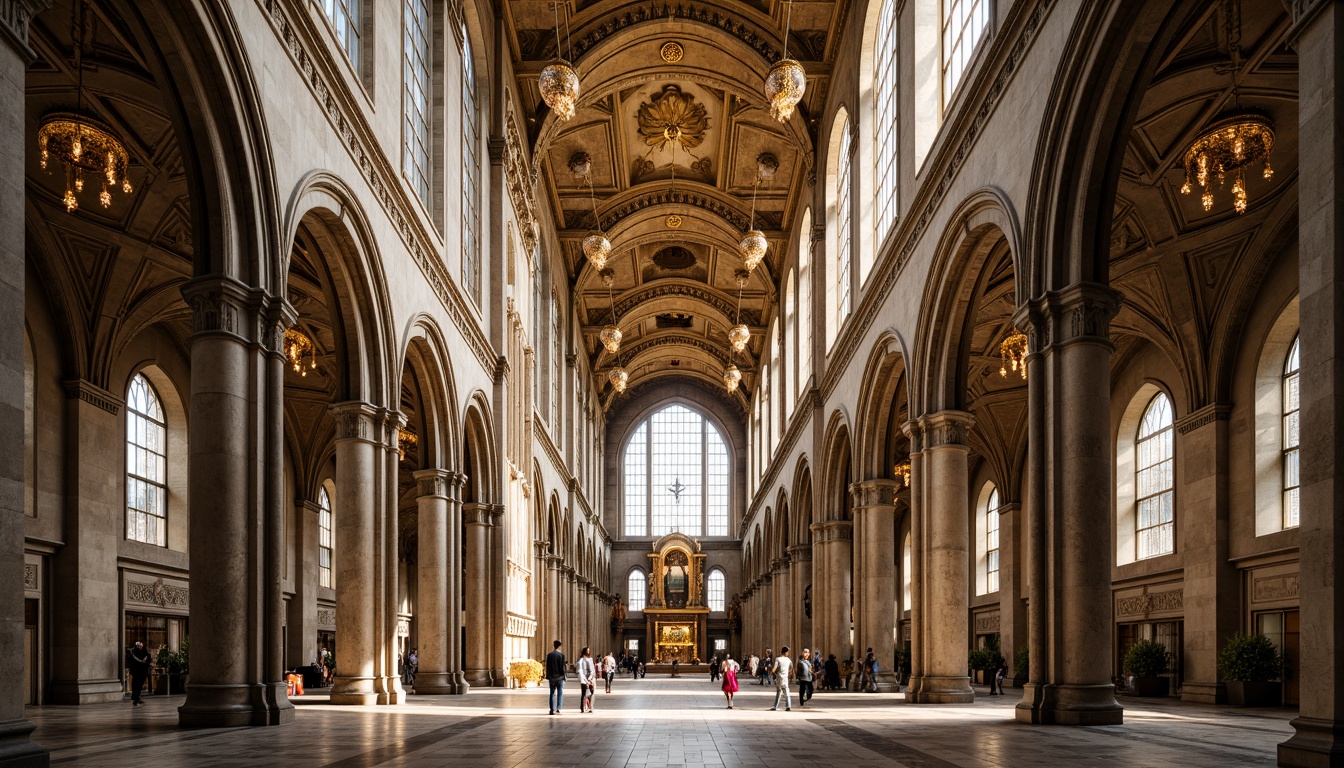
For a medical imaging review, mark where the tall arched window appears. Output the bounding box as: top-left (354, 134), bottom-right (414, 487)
top-left (770, 322), bottom-right (781, 449)
top-left (1136, 393), bottom-right (1175, 559)
top-left (318, 486), bottom-right (334, 588)
top-left (460, 23), bottom-right (482, 304)
top-left (941, 0), bottom-right (991, 105)
top-left (628, 570), bottom-right (647, 612)
top-left (1283, 335), bottom-right (1300, 529)
top-left (317, 0), bottom-right (361, 65)
top-left (622, 405), bottom-right (731, 537)
top-left (126, 374), bottom-right (167, 547)
top-left (835, 118), bottom-right (853, 334)
top-left (402, 0), bottom-right (432, 205)
top-left (551, 288), bottom-right (561, 424)
top-left (798, 209), bottom-right (812, 389)
top-left (902, 530), bottom-right (912, 609)
top-left (985, 486), bottom-right (1000, 593)
top-left (707, 568), bottom-right (726, 611)
top-left (874, 0), bottom-right (899, 250)
top-left (784, 270), bottom-right (796, 406)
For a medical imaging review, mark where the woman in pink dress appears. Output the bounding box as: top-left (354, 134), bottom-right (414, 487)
top-left (720, 653), bottom-right (740, 708)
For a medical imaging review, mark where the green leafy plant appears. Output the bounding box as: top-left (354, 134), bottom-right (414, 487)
top-left (1123, 639), bottom-right (1170, 678)
top-left (1218, 633), bottom-right (1282, 682)
top-left (968, 646), bottom-right (998, 673)
top-left (157, 636), bottom-right (190, 675)
top-left (895, 643), bottom-right (912, 677)
top-left (1014, 646), bottom-right (1029, 679)
top-left (509, 659), bottom-right (545, 686)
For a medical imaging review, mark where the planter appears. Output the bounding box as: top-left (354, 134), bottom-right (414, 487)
top-left (1012, 675), bottom-right (1027, 689)
top-left (154, 674), bottom-right (188, 696)
top-left (1226, 680), bottom-right (1281, 707)
top-left (1130, 676), bottom-right (1170, 697)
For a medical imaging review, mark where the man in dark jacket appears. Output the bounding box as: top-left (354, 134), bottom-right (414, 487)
top-left (126, 642), bottom-right (152, 705)
top-left (545, 640), bottom-right (566, 715)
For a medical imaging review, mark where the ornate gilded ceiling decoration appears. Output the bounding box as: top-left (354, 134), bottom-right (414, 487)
top-left (564, 189), bottom-right (778, 233)
top-left (656, 313), bottom-right (694, 328)
top-left (666, 215), bottom-right (683, 228)
top-left (660, 41), bottom-right (685, 63)
top-left (526, 3), bottom-right (783, 64)
top-left (652, 246), bottom-right (696, 270)
top-left (590, 283), bottom-right (763, 328)
top-left (637, 85), bottom-right (710, 152)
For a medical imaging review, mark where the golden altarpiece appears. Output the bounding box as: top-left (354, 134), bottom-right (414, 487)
top-left (645, 534), bottom-right (710, 664)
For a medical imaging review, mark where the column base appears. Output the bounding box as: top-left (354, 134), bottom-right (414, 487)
top-left (47, 678), bottom-right (123, 705)
top-left (451, 671), bottom-right (471, 694)
top-left (873, 672), bottom-right (901, 693)
top-left (1016, 683), bottom-right (1123, 725)
top-left (464, 668), bottom-right (493, 686)
top-left (1179, 680), bottom-right (1226, 705)
top-left (377, 676), bottom-right (404, 705)
top-left (328, 676), bottom-right (380, 706)
top-left (489, 668), bottom-right (506, 686)
top-left (1279, 717), bottom-right (1344, 768)
top-left (0, 718), bottom-right (48, 767)
top-left (415, 671), bottom-right (471, 695)
top-left (910, 675), bottom-right (973, 703)
top-left (179, 683), bottom-right (291, 727)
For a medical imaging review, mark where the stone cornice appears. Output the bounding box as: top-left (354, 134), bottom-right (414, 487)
top-left (819, 0), bottom-right (1053, 403)
top-left (1175, 404), bottom-right (1232, 436)
top-left (533, 419), bottom-right (569, 488)
top-left (564, 188), bottom-right (781, 236)
top-left (63, 379), bottom-right (122, 416)
top-left (587, 281), bottom-right (764, 328)
top-left (0, 0), bottom-right (48, 60)
top-left (257, 0), bottom-right (496, 380)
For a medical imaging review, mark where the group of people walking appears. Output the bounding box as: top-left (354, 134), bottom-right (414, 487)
top-left (544, 640), bottom-right (619, 714)
top-left (715, 647), bottom-right (815, 710)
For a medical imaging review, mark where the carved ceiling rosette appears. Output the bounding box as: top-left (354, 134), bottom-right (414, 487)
top-left (636, 85), bottom-right (709, 152)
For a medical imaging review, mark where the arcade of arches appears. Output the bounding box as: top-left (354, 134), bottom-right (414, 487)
top-left (3, 0), bottom-right (1344, 765)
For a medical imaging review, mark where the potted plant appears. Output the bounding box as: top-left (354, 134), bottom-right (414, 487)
top-left (154, 636), bottom-right (189, 695)
top-left (1218, 632), bottom-right (1282, 707)
top-left (1123, 638), bottom-right (1171, 697)
top-left (1013, 646), bottom-right (1030, 688)
top-left (968, 647), bottom-right (997, 685)
top-left (508, 659), bottom-right (545, 688)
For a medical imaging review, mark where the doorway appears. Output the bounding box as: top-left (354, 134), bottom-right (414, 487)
top-left (1256, 609), bottom-right (1299, 706)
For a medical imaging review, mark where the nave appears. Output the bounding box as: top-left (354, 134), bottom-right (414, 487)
top-left (33, 677), bottom-right (1287, 767)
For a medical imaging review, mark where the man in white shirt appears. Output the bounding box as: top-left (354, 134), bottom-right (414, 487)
top-left (603, 651), bottom-right (616, 693)
top-left (770, 646), bottom-right (794, 711)
top-left (577, 647), bottom-right (597, 713)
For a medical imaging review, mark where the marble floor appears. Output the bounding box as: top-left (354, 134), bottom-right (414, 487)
top-left (29, 677), bottom-right (1293, 767)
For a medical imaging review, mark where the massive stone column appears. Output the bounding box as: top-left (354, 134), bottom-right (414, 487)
top-left (412, 469), bottom-right (453, 694)
top-left (811, 520), bottom-right (852, 666)
top-left (544, 555), bottom-right (562, 649)
top-left (328, 402), bottom-right (381, 705)
top-left (902, 421), bottom-right (928, 700)
top-left (788, 545), bottom-right (812, 652)
top-left (1015, 285), bottom-right (1123, 725)
top-left (910, 411), bottom-right (975, 703)
top-left (463, 502), bottom-right (493, 685)
top-left (1281, 2), bottom-right (1344, 763)
top-left (773, 558), bottom-right (792, 652)
top-left (177, 279), bottom-right (293, 725)
top-left (286, 499), bottom-right (320, 669)
top-left (446, 475), bottom-right (468, 692)
top-left (852, 479), bottom-right (901, 692)
top-left (261, 304), bottom-right (294, 723)
top-left (377, 415), bottom-right (403, 704)
top-left (0, 3), bottom-right (50, 762)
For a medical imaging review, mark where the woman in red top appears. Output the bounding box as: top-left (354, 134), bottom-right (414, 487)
top-left (720, 653), bottom-right (740, 709)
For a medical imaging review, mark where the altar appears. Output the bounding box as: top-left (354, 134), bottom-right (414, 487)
top-left (643, 534), bottom-right (711, 664)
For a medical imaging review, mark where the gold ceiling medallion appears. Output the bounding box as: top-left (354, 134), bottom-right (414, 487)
top-left (540, 2), bottom-right (580, 121)
top-left (637, 85), bottom-right (709, 151)
top-left (660, 41), bottom-right (685, 63)
top-left (999, 330), bottom-right (1028, 380)
top-left (283, 328), bottom-right (318, 377)
top-left (666, 214), bottom-right (683, 228)
top-left (1179, 114), bottom-right (1273, 214)
top-left (765, 0), bottom-right (806, 122)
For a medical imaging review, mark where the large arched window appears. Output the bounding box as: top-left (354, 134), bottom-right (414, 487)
top-left (460, 23), bottom-right (482, 305)
top-left (784, 271), bottom-right (796, 407)
top-left (874, 0), bottom-right (899, 251)
top-left (770, 322), bottom-right (781, 449)
top-left (622, 404), bottom-right (731, 537)
top-left (316, 0), bottom-right (361, 65)
top-left (835, 117), bottom-right (853, 335)
top-left (627, 569), bottom-right (647, 612)
top-left (941, 0), bottom-right (991, 105)
top-left (318, 486), bottom-right (334, 588)
top-left (402, 0), bottom-right (432, 205)
top-left (798, 209), bottom-right (812, 390)
top-left (706, 568), bottom-right (726, 611)
top-left (985, 486), bottom-right (1000, 593)
top-left (1136, 393), bottom-right (1175, 559)
top-left (1283, 335), bottom-right (1300, 529)
top-left (126, 374), bottom-right (167, 547)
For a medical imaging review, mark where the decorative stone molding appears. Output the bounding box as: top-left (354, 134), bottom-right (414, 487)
top-left (1115, 588), bottom-right (1184, 618)
top-left (23, 564), bottom-right (37, 590)
top-left (566, 188), bottom-right (779, 234)
top-left (1252, 574), bottom-right (1299, 603)
top-left (533, 421), bottom-right (569, 488)
top-left (920, 411), bottom-right (975, 449)
top-left (63, 379), bottom-right (122, 416)
top-left (256, 0), bottom-right (497, 380)
top-left (503, 104), bottom-right (539, 253)
top-left (588, 282), bottom-right (764, 328)
top-left (127, 577), bottom-right (189, 609)
top-left (0, 0), bottom-right (49, 59)
top-left (528, 2), bottom-right (783, 64)
top-left (810, 520), bottom-right (853, 543)
top-left (182, 277), bottom-right (253, 341)
top-left (317, 608), bottom-right (335, 627)
top-left (330, 402), bottom-right (379, 442)
top-left (414, 469), bottom-right (451, 499)
top-left (974, 612), bottom-right (1001, 634)
top-left (1025, 283), bottom-right (1123, 350)
top-left (606, 332), bottom-right (736, 368)
top-left (396, 617), bottom-right (411, 638)
top-left (463, 504), bottom-right (493, 527)
top-left (850, 478), bottom-right (902, 509)
top-left (786, 544), bottom-right (812, 562)
top-left (506, 612), bottom-right (537, 638)
top-left (1175, 404), bottom-right (1232, 435)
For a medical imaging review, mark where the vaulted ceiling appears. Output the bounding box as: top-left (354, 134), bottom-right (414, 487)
top-left (505, 0), bottom-right (848, 411)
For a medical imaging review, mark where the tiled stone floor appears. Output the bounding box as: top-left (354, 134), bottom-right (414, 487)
top-left (29, 676), bottom-right (1293, 767)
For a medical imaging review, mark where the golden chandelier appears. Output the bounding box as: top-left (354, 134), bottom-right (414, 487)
top-left (765, 0), bottom-right (806, 122)
top-left (728, 324), bottom-right (751, 353)
top-left (999, 330), bottom-right (1027, 380)
top-left (1180, 113), bottom-right (1273, 215)
top-left (893, 459), bottom-right (911, 488)
top-left (283, 328), bottom-right (318, 377)
top-left (599, 324), bottom-right (623, 354)
top-left (539, 3), bottom-right (579, 121)
top-left (608, 367), bottom-right (629, 394)
top-left (723, 364), bottom-right (742, 393)
top-left (39, 114), bottom-right (133, 213)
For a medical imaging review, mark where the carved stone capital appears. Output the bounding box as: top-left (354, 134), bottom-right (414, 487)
top-left (786, 544), bottom-right (812, 562)
top-left (850, 478), bottom-right (902, 510)
top-left (414, 468), bottom-right (452, 499)
top-left (1026, 282), bottom-right (1122, 350)
top-left (901, 420), bottom-right (924, 453)
top-left (463, 502), bottom-right (493, 527)
top-left (0, 0), bottom-right (50, 60)
top-left (919, 410), bottom-right (975, 449)
top-left (182, 276), bottom-right (256, 343)
top-left (329, 401), bottom-right (381, 444)
top-left (810, 519), bottom-right (853, 543)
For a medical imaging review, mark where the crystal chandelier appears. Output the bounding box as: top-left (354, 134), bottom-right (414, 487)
top-left (283, 328), bottom-right (318, 376)
top-left (723, 364), bottom-right (742, 393)
top-left (764, 1), bottom-right (806, 122)
top-left (599, 324), bottom-right (623, 354)
top-left (1179, 114), bottom-right (1273, 214)
top-left (893, 458), bottom-right (911, 488)
top-left (728, 323), bottom-right (751, 353)
top-left (540, 3), bottom-right (579, 121)
top-left (608, 367), bottom-right (629, 394)
top-left (999, 330), bottom-right (1027, 380)
top-left (739, 229), bottom-right (768, 272)
top-left (582, 231), bottom-right (612, 271)
top-left (39, 1), bottom-right (134, 213)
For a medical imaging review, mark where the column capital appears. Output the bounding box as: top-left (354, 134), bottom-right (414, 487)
top-left (0, 0), bottom-right (50, 60)
top-left (329, 401), bottom-right (382, 444)
top-left (810, 519), bottom-right (853, 543)
top-left (786, 544), bottom-right (813, 562)
top-left (533, 539), bottom-right (550, 558)
top-left (919, 410), bottom-right (975, 449)
top-left (182, 275), bottom-right (256, 344)
top-left (850, 478), bottom-right (902, 509)
top-left (901, 420), bottom-right (924, 452)
top-left (771, 557), bottom-right (789, 575)
top-left (545, 554), bottom-right (564, 569)
top-left (463, 502), bottom-right (493, 526)
top-left (413, 468), bottom-right (453, 499)
top-left (1015, 282), bottom-right (1122, 352)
